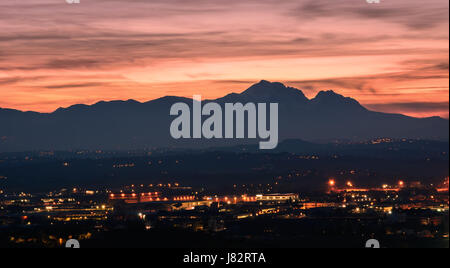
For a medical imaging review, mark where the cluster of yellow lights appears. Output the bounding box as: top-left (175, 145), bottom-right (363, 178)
top-left (110, 192), bottom-right (159, 198)
top-left (110, 193), bottom-right (197, 202)
top-left (173, 196), bottom-right (195, 201)
top-left (202, 196), bottom-right (256, 202)
top-left (328, 180), bottom-right (408, 190)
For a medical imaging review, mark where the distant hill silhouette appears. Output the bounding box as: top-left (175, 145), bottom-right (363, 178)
top-left (0, 80), bottom-right (448, 152)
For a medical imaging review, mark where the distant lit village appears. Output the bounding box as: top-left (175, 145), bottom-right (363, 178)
top-left (0, 176), bottom-right (448, 247)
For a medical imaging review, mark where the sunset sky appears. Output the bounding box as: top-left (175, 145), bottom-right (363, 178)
top-left (0, 0), bottom-right (448, 118)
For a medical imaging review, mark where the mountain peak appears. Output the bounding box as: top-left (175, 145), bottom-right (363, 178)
top-left (239, 80), bottom-right (308, 103)
top-left (254, 80), bottom-right (285, 87)
top-left (311, 90), bottom-right (365, 110)
top-left (245, 80), bottom-right (288, 92)
top-left (314, 90), bottom-right (344, 99)
top-left (256, 79), bottom-right (272, 85)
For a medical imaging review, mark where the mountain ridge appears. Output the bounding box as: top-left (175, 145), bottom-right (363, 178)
top-left (1, 81), bottom-right (446, 120)
top-left (1, 79), bottom-right (448, 118)
top-left (0, 81), bottom-right (448, 152)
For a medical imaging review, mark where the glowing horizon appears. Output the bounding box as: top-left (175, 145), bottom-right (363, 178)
top-left (0, 0), bottom-right (448, 118)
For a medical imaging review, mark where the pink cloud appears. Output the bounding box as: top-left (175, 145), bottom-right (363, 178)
top-left (0, 0), bottom-right (448, 117)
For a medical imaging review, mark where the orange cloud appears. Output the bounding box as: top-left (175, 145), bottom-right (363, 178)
top-left (0, 0), bottom-right (448, 118)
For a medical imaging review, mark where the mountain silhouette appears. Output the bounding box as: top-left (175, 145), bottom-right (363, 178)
top-left (218, 80), bottom-right (309, 105)
top-left (0, 80), bottom-right (448, 152)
